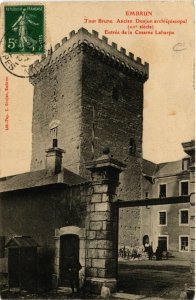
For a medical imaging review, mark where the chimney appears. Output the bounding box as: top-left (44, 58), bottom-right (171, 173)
top-left (45, 139), bottom-right (65, 174)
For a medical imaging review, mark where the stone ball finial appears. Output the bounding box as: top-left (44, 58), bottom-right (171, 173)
top-left (102, 147), bottom-right (110, 155)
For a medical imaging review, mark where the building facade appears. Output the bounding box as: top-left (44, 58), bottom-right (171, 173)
top-left (118, 147), bottom-right (194, 260)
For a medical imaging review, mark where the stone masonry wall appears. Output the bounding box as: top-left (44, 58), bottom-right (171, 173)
top-left (30, 28), bottom-right (148, 202)
top-left (30, 53), bottom-right (83, 174)
top-left (0, 183), bottom-right (90, 287)
top-left (118, 207), bottom-right (141, 247)
top-left (81, 51), bottom-right (145, 251)
top-left (81, 53), bottom-right (144, 200)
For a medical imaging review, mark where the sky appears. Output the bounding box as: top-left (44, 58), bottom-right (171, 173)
top-left (0, 1), bottom-right (195, 177)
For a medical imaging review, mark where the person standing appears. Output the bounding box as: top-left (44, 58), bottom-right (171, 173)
top-left (67, 255), bottom-right (82, 295)
top-left (148, 243), bottom-right (154, 260)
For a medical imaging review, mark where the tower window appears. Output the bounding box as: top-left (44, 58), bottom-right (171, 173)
top-left (49, 119), bottom-right (60, 139)
top-left (112, 86), bottom-right (119, 102)
top-left (129, 138), bottom-right (136, 155)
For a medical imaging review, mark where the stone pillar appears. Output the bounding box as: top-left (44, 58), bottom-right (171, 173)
top-left (85, 148), bottom-right (125, 293)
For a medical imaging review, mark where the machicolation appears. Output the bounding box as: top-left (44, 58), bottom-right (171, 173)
top-left (29, 27), bottom-right (149, 84)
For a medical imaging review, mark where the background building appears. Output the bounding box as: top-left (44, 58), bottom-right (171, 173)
top-left (118, 146), bottom-right (194, 260)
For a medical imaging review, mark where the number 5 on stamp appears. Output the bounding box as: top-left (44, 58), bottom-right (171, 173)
top-left (4, 5), bottom-right (44, 54)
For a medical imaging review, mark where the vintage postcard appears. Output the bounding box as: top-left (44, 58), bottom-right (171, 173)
top-left (0, 1), bottom-right (195, 299)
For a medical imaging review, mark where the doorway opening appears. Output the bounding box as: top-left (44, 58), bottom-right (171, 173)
top-left (143, 235), bottom-right (149, 246)
top-left (59, 234), bottom-right (79, 286)
top-left (158, 236), bottom-right (168, 251)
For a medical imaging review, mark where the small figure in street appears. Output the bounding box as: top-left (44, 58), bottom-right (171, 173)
top-left (67, 255), bottom-right (82, 296)
top-left (148, 243), bottom-right (154, 260)
top-left (155, 246), bottom-right (163, 260)
top-left (144, 242), bottom-right (150, 258)
top-left (144, 242), bottom-right (150, 250)
top-left (123, 245), bottom-right (126, 259)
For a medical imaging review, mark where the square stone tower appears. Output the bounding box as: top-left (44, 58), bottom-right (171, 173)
top-left (29, 28), bottom-right (149, 200)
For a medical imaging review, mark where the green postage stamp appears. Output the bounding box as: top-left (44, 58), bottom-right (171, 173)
top-left (4, 5), bottom-right (44, 54)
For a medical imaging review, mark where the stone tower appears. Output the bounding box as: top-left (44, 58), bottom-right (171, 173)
top-left (29, 27), bottom-right (149, 200)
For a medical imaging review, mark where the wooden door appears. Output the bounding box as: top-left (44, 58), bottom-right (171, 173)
top-left (20, 248), bottom-right (37, 290)
top-left (59, 234), bottom-right (79, 285)
top-left (8, 248), bottom-right (20, 288)
top-left (158, 236), bottom-right (167, 251)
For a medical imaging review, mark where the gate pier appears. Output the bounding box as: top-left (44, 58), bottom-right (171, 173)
top-left (85, 148), bottom-right (125, 293)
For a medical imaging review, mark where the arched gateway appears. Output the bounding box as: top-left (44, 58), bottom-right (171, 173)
top-left (53, 226), bottom-right (86, 288)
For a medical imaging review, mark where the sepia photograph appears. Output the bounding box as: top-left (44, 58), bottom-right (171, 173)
top-left (0, 1), bottom-right (195, 299)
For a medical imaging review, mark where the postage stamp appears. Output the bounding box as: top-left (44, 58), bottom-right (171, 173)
top-left (4, 5), bottom-right (44, 54)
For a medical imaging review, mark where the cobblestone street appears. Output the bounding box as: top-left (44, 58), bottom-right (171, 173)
top-left (118, 259), bottom-right (193, 299)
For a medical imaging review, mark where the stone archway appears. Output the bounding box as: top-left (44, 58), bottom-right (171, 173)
top-left (143, 235), bottom-right (149, 246)
top-left (53, 226), bottom-right (86, 288)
